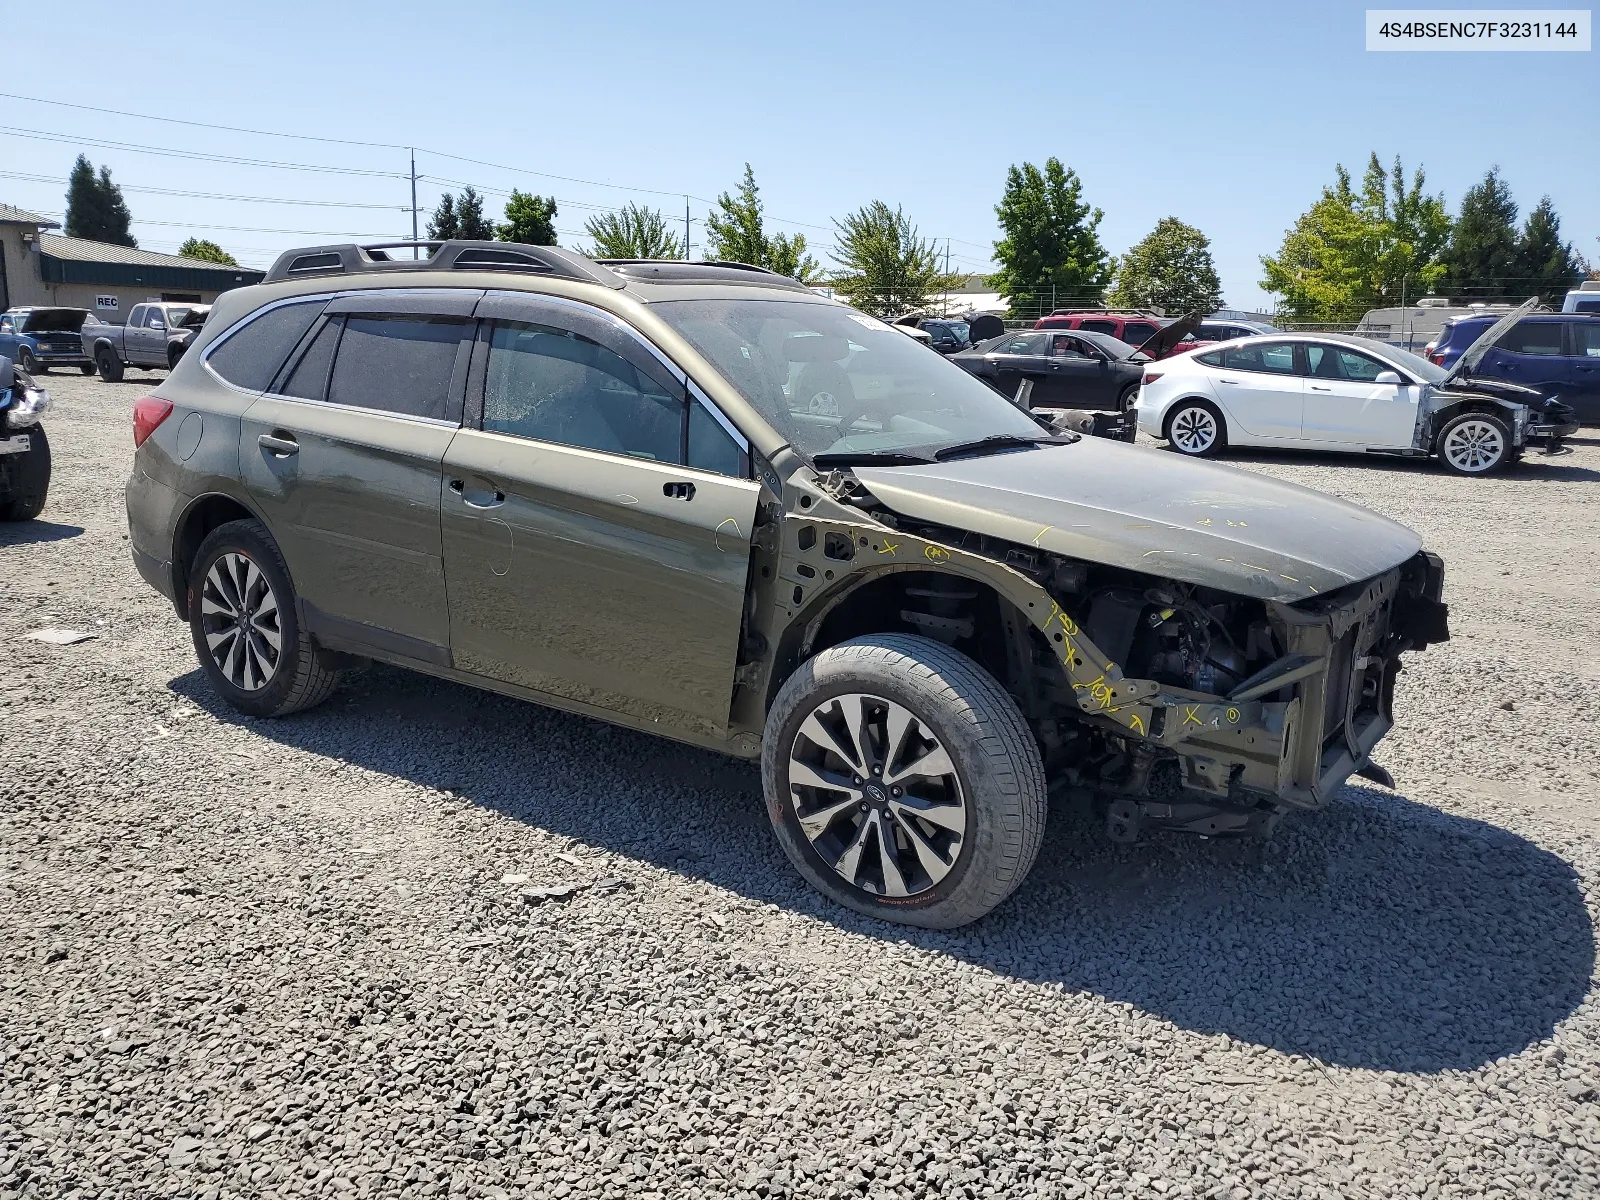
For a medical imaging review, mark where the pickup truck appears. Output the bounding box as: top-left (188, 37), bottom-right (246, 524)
top-left (83, 301), bottom-right (210, 381)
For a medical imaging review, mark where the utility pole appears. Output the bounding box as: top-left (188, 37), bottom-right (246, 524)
top-left (684, 198), bottom-right (691, 261)
top-left (409, 148), bottom-right (419, 259)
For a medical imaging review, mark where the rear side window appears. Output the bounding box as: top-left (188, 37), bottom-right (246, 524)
top-left (1498, 320), bottom-right (1563, 356)
top-left (1080, 320), bottom-right (1117, 336)
top-left (280, 317), bottom-right (342, 400)
top-left (327, 315), bottom-right (467, 421)
top-left (1221, 342), bottom-right (1297, 374)
top-left (1196, 349), bottom-right (1224, 366)
top-left (1572, 323), bottom-right (1600, 357)
top-left (207, 300), bottom-right (328, 392)
top-left (1121, 322), bottom-right (1158, 345)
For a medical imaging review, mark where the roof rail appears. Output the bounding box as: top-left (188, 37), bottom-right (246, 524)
top-left (594, 258), bottom-right (812, 291)
top-left (261, 240), bottom-right (625, 289)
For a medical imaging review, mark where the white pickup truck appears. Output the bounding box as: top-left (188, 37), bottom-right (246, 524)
top-left (81, 301), bottom-right (209, 380)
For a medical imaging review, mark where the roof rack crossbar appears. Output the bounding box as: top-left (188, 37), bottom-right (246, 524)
top-left (262, 240), bottom-right (625, 288)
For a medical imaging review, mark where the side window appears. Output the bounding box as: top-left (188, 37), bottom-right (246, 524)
top-left (1122, 322), bottom-right (1158, 345)
top-left (1080, 320), bottom-right (1117, 336)
top-left (146, 308), bottom-right (167, 330)
top-left (0, 316), bottom-right (12, 333)
top-left (1196, 349), bottom-right (1224, 366)
top-left (327, 315), bottom-right (468, 422)
top-left (206, 299), bottom-right (329, 393)
top-left (128, 305), bottom-right (146, 329)
top-left (483, 320), bottom-right (685, 463)
top-left (1050, 335), bottom-right (1086, 358)
top-left (687, 400), bottom-right (744, 476)
top-left (1498, 320), bottom-right (1563, 356)
top-left (1222, 342), bottom-right (1297, 374)
top-left (1572, 322), bottom-right (1600, 357)
top-left (1334, 349), bottom-right (1386, 381)
top-left (279, 317), bottom-right (342, 400)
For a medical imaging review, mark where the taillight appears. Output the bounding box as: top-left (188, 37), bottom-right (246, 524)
top-left (1142, 372), bottom-right (1164, 385)
top-left (132, 397), bottom-right (174, 448)
top-left (1429, 351), bottom-right (1445, 366)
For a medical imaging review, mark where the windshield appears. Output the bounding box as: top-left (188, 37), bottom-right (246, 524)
top-left (1375, 343), bottom-right (1448, 384)
top-left (653, 298), bottom-right (1048, 460)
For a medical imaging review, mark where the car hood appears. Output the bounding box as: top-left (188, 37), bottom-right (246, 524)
top-left (19, 308), bottom-right (90, 334)
top-left (853, 439), bottom-right (1423, 602)
top-left (1133, 312), bottom-right (1202, 359)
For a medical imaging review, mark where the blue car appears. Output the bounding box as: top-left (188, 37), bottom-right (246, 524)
top-left (1430, 311), bottom-right (1600, 424)
top-left (0, 307), bottom-right (95, 375)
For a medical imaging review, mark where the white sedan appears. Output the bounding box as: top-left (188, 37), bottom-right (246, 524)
top-left (1132, 318), bottom-right (1569, 476)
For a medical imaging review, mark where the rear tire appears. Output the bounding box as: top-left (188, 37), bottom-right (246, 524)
top-left (188, 519), bottom-right (340, 717)
top-left (96, 348), bottom-right (123, 382)
top-left (762, 633), bottom-right (1047, 929)
top-left (1165, 398), bottom-right (1227, 457)
top-left (0, 427), bottom-right (50, 521)
top-left (1436, 411), bottom-right (1511, 476)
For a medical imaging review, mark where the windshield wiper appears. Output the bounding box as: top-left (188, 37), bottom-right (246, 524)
top-left (812, 449), bottom-right (938, 467)
top-left (932, 433), bottom-right (1066, 461)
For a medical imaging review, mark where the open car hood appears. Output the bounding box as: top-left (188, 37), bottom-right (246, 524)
top-left (853, 439), bottom-right (1423, 602)
top-left (1440, 297), bottom-right (1537, 386)
top-left (19, 308), bottom-right (90, 334)
top-left (1133, 311), bottom-right (1202, 359)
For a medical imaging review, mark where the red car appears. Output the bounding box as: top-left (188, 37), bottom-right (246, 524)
top-left (1033, 310), bottom-right (1201, 359)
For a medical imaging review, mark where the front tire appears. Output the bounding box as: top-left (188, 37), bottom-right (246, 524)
top-left (1436, 412), bottom-right (1511, 475)
top-left (762, 633), bottom-right (1046, 929)
top-left (79, 363), bottom-right (96, 375)
top-left (15, 348), bottom-right (40, 375)
top-left (1118, 382), bottom-right (1139, 413)
top-left (1165, 398), bottom-right (1227, 457)
top-left (0, 427), bottom-right (50, 521)
top-left (188, 519), bottom-right (340, 717)
top-left (96, 348), bottom-right (123, 382)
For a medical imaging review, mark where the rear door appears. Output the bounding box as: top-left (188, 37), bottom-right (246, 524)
top-left (984, 331), bottom-right (1052, 402)
top-left (1567, 320), bottom-right (1600, 421)
top-left (1047, 334), bottom-right (1116, 407)
top-left (1209, 341), bottom-right (1304, 441)
top-left (1301, 343), bottom-right (1419, 447)
top-left (441, 294), bottom-right (759, 740)
top-left (239, 290), bottom-right (479, 663)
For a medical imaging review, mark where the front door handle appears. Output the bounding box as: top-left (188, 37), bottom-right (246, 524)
top-left (258, 432), bottom-right (298, 457)
top-left (451, 477), bottom-right (505, 507)
top-left (1217, 378), bottom-right (1239, 385)
top-left (1309, 385), bottom-right (1333, 392)
top-left (663, 481), bottom-right (696, 501)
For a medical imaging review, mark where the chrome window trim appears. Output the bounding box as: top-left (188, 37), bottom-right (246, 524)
top-left (483, 288), bottom-right (750, 452)
top-left (253, 393), bottom-right (460, 429)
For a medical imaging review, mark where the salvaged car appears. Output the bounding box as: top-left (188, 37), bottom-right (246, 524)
top-left (0, 356), bottom-right (52, 520)
top-left (124, 241), bottom-right (1450, 928)
top-left (0, 307), bottom-right (95, 375)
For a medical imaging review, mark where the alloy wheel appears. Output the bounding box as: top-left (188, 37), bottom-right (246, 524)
top-left (1170, 405), bottom-right (1217, 453)
top-left (200, 552), bottom-right (282, 691)
top-left (1442, 419), bottom-right (1504, 473)
top-left (788, 693), bottom-right (967, 898)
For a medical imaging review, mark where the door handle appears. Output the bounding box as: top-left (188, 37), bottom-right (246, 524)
top-left (1309, 385), bottom-right (1332, 392)
top-left (258, 432), bottom-right (298, 457)
top-left (463, 489), bottom-right (505, 509)
top-left (663, 481), bottom-right (696, 501)
top-left (1218, 378), bottom-right (1239, 385)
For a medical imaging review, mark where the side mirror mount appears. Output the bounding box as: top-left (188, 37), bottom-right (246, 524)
top-left (1374, 370), bottom-right (1403, 385)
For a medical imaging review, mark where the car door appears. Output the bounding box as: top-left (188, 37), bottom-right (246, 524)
top-left (1047, 334), bottom-right (1115, 407)
top-left (238, 290), bottom-right (479, 663)
top-left (1567, 320), bottom-right (1600, 421)
top-left (121, 305), bottom-right (146, 359)
top-left (441, 294), bottom-right (760, 741)
top-left (1209, 341), bottom-right (1304, 441)
top-left (1476, 318), bottom-right (1569, 397)
top-left (984, 332), bottom-right (1051, 403)
top-left (1300, 344), bottom-right (1420, 448)
top-left (137, 307), bottom-right (169, 365)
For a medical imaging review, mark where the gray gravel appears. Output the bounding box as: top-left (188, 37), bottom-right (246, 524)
top-left (3, 371), bottom-right (1598, 1200)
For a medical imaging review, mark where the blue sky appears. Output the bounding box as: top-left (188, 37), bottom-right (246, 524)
top-left (3, 0), bottom-right (1594, 311)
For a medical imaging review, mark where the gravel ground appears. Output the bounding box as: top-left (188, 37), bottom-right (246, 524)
top-left (3, 370), bottom-right (1598, 1200)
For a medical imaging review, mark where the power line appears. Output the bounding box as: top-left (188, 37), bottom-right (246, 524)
top-left (0, 169), bottom-right (410, 211)
top-left (1, 128), bottom-right (408, 179)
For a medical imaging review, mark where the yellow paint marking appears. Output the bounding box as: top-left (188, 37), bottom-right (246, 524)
top-left (1032, 525), bottom-right (1053, 545)
top-left (1226, 520), bottom-right (1249, 527)
top-left (1240, 562), bottom-right (1270, 573)
top-left (1183, 706), bottom-right (1202, 727)
top-left (1226, 707), bottom-right (1240, 723)
top-left (1196, 517), bottom-right (1214, 526)
top-left (1279, 574), bottom-right (1299, 583)
top-left (878, 540), bottom-right (899, 556)
top-left (924, 545), bottom-right (951, 564)
top-left (1128, 712), bottom-right (1146, 735)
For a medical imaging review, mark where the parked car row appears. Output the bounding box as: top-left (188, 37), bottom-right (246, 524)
top-left (0, 303), bottom-right (210, 382)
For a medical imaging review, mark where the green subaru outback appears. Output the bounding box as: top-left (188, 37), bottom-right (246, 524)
top-left (125, 241), bottom-right (1449, 928)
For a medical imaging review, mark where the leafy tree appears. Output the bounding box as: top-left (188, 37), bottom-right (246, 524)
top-left (499, 190), bottom-right (558, 245)
top-left (1515, 197), bottom-right (1585, 305)
top-left (990, 158), bottom-right (1112, 319)
top-left (1260, 153), bottom-right (1449, 322)
top-left (1438, 168), bottom-right (1520, 300)
top-left (64, 154), bottom-right (136, 247)
top-left (426, 187), bottom-right (495, 241)
top-left (1107, 218), bottom-right (1222, 314)
top-left (704, 164), bottom-right (819, 281)
top-left (177, 238), bottom-right (238, 267)
top-left (583, 202), bottom-right (683, 259)
top-left (830, 201), bottom-right (949, 318)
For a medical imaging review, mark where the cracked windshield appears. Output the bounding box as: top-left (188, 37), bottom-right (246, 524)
top-left (654, 298), bottom-right (1047, 460)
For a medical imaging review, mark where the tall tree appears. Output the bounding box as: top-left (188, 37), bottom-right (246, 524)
top-left (1439, 168), bottom-right (1520, 300)
top-left (1515, 197), bottom-right (1585, 305)
top-left (426, 187), bottom-right (495, 241)
top-left (499, 190), bottom-right (558, 245)
top-left (583, 202), bottom-right (683, 259)
top-left (990, 158), bottom-right (1112, 319)
top-left (830, 201), bottom-right (949, 318)
top-left (1107, 217), bottom-right (1222, 314)
top-left (177, 238), bottom-right (238, 266)
top-left (64, 154), bottom-right (136, 247)
top-left (1260, 153), bottom-right (1449, 322)
top-left (703, 164), bottom-right (819, 281)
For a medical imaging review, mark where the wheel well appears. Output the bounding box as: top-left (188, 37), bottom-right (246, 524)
top-left (1163, 395), bottom-right (1222, 436)
top-left (171, 494), bottom-right (256, 618)
top-left (1430, 403), bottom-right (1513, 448)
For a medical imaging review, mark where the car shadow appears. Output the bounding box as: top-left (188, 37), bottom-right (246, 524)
top-left (1194, 444), bottom-right (1600, 483)
top-left (170, 662), bottom-right (1595, 1075)
top-left (0, 520), bottom-right (84, 547)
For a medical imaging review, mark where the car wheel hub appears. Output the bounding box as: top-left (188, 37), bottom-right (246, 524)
top-left (788, 693), bottom-right (966, 899)
top-left (200, 551), bottom-right (282, 692)
top-left (1172, 406), bottom-right (1216, 452)
top-left (1444, 420), bottom-right (1503, 472)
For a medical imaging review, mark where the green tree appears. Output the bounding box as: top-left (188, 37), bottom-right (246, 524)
top-left (990, 158), bottom-right (1112, 319)
top-left (1260, 153), bottom-right (1449, 322)
top-left (426, 187), bottom-right (495, 241)
top-left (499, 190), bottom-right (558, 245)
top-left (829, 201), bottom-right (950, 318)
top-left (703, 164), bottom-right (819, 281)
top-left (582, 202), bottom-right (683, 259)
top-left (1106, 218), bottom-right (1222, 314)
top-left (1439, 168), bottom-right (1520, 301)
top-left (1515, 197), bottom-right (1585, 305)
top-left (177, 238), bottom-right (238, 267)
top-left (64, 154), bottom-right (136, 247)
